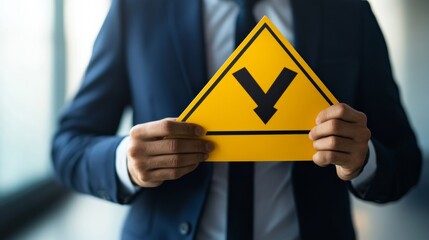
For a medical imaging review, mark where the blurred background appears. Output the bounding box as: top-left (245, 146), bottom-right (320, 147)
top-left (0, 0), bottom-right (428, 239)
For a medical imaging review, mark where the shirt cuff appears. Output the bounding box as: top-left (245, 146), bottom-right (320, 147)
top-left (115, 136), bottom-right (139, 195)
top-left (351, 139), bottom-right (377, 193)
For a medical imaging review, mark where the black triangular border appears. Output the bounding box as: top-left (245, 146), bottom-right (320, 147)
top-left (182, 23), bottom-right (333, 136)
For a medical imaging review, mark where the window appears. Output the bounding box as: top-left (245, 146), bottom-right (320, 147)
top-left (0, 0), bottom-right (111, 235)
top-left (0, 0), bottom-right (53, 198)
top-left (0, 0), bottom-right (110, 200)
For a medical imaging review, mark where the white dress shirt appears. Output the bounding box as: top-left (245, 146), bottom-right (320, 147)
top-left (115, 0), bottom-right (378, 239)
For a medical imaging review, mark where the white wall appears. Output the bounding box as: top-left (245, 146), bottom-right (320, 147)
top-left (368, 0), bottom-right (429, 159)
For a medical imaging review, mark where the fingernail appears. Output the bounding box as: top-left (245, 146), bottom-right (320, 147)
top-left (206, 142), bottom-right (214, 152)
top-left (315, 116), bottom-right (321, 125)
top-left (195, 127), bottom-right (204, 136)
top-left (308, 127), bottom-right (314, 140)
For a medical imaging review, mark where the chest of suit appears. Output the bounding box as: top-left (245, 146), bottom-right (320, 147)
top-left (121, 0), bottom-right (361, 126)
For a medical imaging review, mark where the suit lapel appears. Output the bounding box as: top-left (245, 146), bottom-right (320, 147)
top-left (169, 0), bottom-right (208, 97)
top-left (168, 0), bottom-right (322, 95)
top-left (291, 0), bottom-right (323, 71)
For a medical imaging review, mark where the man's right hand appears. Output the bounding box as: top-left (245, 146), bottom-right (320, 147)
top-left (127, 118), bottom-right (214, 188)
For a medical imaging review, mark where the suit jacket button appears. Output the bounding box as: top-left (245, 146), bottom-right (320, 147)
top-left (179, 222), bottom-right (191, 235)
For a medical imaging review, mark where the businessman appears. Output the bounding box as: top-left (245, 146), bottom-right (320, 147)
top-left (52, 0), bottom-right (421, 239)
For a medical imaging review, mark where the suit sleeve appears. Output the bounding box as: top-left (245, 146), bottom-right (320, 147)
top-left (350, 1), bottom-right (422, 203)
top-left (52, 0), bottom-right (131, 203)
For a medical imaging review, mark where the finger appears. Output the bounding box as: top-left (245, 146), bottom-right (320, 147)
top-left (309, 119), bottom-right (369, 141)
top-left (130, 118), bottom-right (205, 140)
top-left (144, 164), bottom-right (200, 182)
top-left (312, 136), bottom-right (356, 153)
top-left (143, 139), bottom-right (214, 155)
top-left (313, 150), bottom-right (350, 167)
top-left (336, 165), bottom-right (361, 181)
top-left (127, 160), bottom-right (165, 188)
top-left (316, 103), bottom-right (367, 125)
top-left (138, 180), bottom-right (164, 188)
top-left (144, 153), bottom-right (208, 170)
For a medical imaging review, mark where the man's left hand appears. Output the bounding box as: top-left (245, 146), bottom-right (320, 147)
top-left (309, 103), bottom-right (371, 181)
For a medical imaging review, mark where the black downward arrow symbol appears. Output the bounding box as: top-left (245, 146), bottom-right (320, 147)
top-left (233, 67), bottom-right (297, 124)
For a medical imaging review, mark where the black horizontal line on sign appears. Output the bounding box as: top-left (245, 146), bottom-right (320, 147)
top-left (206, 130), bottom-right (310, 135)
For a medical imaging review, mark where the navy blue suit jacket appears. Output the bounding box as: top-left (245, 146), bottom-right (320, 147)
top-left (52, 0), bottom-right (421, 239)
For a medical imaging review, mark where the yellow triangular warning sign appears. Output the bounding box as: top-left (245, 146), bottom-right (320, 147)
top-left (178, 16), bottom-right (338, 161)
